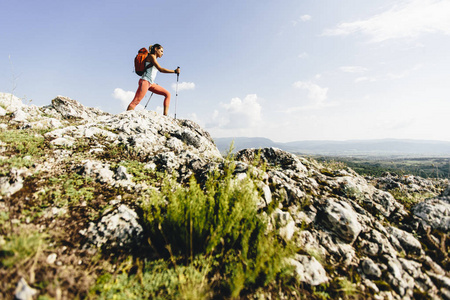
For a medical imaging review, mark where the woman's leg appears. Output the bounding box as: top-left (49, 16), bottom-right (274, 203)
top-left (149, 84), bottom-right (171, 115)
top-left (127, 79), bottom-right (151, 110)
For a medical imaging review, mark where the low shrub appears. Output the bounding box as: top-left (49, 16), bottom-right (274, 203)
top-left (95, 161), bottom-right (294, 298)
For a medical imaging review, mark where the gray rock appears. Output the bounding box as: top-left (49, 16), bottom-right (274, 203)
top-left (80, 160), bottom-right (114, 184)
top-left (11, 109), bottom-right (29, 122)
top-left (80, 204), bottom-right (143, 249)
top-left (51, 96), bottom-right (110, 120)
top-left (361, 258), bottom-right (382, 278)
top-left (28, 117), bottom-right (63, 130)
top-left (50, 137), bottom-right (75, 147)
top-left (236, 147), bottom-right (308, 175)
top-left (261, 182), bottom-right (272, 204)
top-left (316, 230), bottom-right (356, 267)
top-left (114, 165), bottom-right (132, 181)
top-left (0, 92), bottom-right (24, 112)
top-left (412, 197), bottom-right (450, 231)
top-left (386, 257), bottom-right (415, 298)
top-left (368, 189), bottom-right (406, 218)
top-left (318, 198), bottom-right (362, 243)
top-left (387, 227), bottom-right (422, 255)
top-left (289, 254), bottom-right (329, 286)
top-left (14, 277), bottom-right (38, 300)
top-left (294, 230), bottom-right (324, 256)
top-left (272, 209), bottom-right (296, 241)
top-left (360, 229), bottom-right (398, 258)
top-left (0, 168), bottom-right (29, 196)
top-left (46, 253), bottom-right (58, 265)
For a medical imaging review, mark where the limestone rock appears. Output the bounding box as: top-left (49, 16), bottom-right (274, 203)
top-left (317, 198), bottom-right (362, 244)
top-left (11, 109), bottom-right (29, 123)
top-left (80, 204), bottom-right (143, 250)
top-left (289, 254), bottom-right (329, 286)
top-left (0, 168), bottom-right (29, 197)
top-left (0, 92), bottom-right (25, 112)
top-left (51, 96), bottom-right (110, 120)
top-left (387, 226), bottom-right (422, 255)
top-left (272, 209), bottom-right (296, 241)
top-left (236, 147), bottom-right (308, 175)
top-left (14, 278), bottom-right (38, 300)
top-left (361, 258), bottom-right (382, 278)
top-left (412, 197), bottom-right (450, 231)
top-left (79, 160), bottom-right (114, 184)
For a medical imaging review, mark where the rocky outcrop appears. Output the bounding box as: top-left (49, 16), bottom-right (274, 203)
top-left (1, 93), bottom-right (449, 299)
top-left (80, 204), bottom-right (143, 250)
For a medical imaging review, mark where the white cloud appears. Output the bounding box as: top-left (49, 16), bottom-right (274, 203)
top-left (386, 64), bottom-right (423, 79)
top-left (207, 94), bottom-right (262, 130)
top-left (112, 88), bottom-right (134, 109)
top-left (288, 81), bottom-right (338, 112)
top-left (293, 81), bottom-right (328, 105)
top-left (171, 81), bottom-right (195, 91)
top-left (354, 64), bottom-right (422, 83)
top-left (300, 15), bottom-right (312, 22)
top-left (323, 0), bottom-right (450, 42)
top-left (298, 52), bottom-right (309, 59)
top-left (292, 14), bottom-right (312, 26)
top-left (354, 77), bottom-right (373, 83)
top-left (340, 66), bottom-right (368, 73)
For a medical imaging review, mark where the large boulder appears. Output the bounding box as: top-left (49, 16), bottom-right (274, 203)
top-left (51, 96), bottom-right (110, 120)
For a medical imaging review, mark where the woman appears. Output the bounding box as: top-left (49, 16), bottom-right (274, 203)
top-left (127, 44), bottom-right (180, 115)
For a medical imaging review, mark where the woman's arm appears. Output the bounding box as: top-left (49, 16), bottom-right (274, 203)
top-left (149, 54), bottom-right (178, 74)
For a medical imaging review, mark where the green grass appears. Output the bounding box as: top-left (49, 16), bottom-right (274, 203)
top-left (91, 256), bottom-right (212, 300)
top-left (0, 129), bottom-right (46, 157)
top-left (37, 174), bottom-right (95, 208)
top-left (91, 161), bottom-right (295, 299)
top-left (112, 160), bottom-right (166, 184)
top-left (389, 188), bottom-right (435, 209)
top-left (0, 230), bottom-right (47, 268)
top-left (0, 129), bottom-right (49, 177)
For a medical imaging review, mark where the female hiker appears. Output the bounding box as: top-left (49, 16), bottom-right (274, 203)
top-left (127, 44), bottom-right (180, 115)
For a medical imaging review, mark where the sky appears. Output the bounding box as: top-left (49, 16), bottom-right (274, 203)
top-left (1, 0), bottom-right (450, 142)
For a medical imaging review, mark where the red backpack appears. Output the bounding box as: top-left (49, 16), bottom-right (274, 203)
top-left (134, 47), bottom-right (150, 76)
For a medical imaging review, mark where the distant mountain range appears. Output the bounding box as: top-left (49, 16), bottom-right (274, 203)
top-left (213, 137), bottom-right (450, 157)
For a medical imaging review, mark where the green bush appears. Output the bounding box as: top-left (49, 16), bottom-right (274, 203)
top-left (134, 162), bottom-right (293, 298)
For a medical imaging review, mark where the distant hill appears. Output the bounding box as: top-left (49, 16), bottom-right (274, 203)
top-left (214, 137), bottom-right (450, 156)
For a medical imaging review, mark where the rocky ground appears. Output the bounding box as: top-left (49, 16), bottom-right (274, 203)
top-left (1, 93), bottom-right (449, 299)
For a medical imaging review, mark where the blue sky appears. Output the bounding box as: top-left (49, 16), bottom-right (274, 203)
top-left (1, 0), bottom-right (450, 142)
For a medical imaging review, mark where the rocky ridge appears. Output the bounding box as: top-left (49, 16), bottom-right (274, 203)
top-left (1, 93), bottom-right (449, 299)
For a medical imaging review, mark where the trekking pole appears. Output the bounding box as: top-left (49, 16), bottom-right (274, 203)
top-left (144, 92), bottom-right (154, 109)
top-left (175, 66), bottom-right (179, 119)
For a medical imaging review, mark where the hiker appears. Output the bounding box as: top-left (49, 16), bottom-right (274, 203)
top-left (127, 44), bottom-right (180, 115)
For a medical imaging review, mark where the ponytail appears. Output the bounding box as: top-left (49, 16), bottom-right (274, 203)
top-left (149, 44), bottom-right (162, 54)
